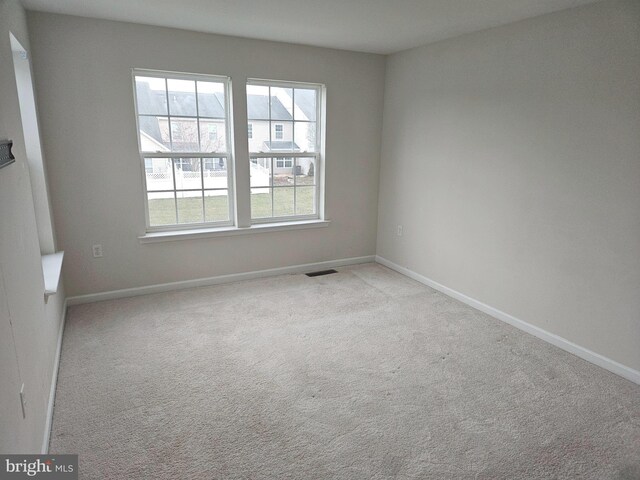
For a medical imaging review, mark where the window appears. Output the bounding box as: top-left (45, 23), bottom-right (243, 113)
top-left (247, 80), bottom-right (322, 222)
top-left (133, 72), bottom-right (324, 234)
top-left (207, 124), bottom-right (218, 141)
top-left (133, 70), bottom-right (233, 229)
top-left (275, 158), bottom-right (293, 168)
top-left (171, 122), bottom-right (184, 141)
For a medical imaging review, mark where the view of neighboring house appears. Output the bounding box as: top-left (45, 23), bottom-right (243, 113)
top-left (136, 79), bottom-right (317, 187)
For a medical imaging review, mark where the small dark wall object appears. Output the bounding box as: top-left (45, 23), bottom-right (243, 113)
top-left (306, 269), bottom-right (338, 277)
top-left (0, 140), bottom-right (16, 169)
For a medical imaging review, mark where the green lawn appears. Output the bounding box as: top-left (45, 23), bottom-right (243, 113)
top-left (149, 186), bottom-right (315, 226)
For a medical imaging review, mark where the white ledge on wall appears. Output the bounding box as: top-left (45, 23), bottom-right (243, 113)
top-left (42, 251), bottom-right (64, 301)
top-left (138, 219), bottom-right (330, 244)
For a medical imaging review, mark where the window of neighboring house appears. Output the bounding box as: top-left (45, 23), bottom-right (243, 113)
top-left (248, 123), bottom-right (253, 139)
top-left (276, 158), bottom-right (293, 168)
top-left (134, 70), bottom-right (233, 229)
top-left (208, 124), bottom-right (218, 141)
top-left (171, 122), bottom-right (184, 141)
top-left (247, 80), bottom-right (322, 222)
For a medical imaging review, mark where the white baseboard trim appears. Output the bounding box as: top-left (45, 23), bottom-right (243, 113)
top-left (375, 256), bottom-right (640, 385)
top-left (41, 299), bottom-right (67, 454)
top-left (66, 255), bottom-right (376, 306)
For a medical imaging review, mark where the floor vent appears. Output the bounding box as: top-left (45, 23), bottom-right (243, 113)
top-left (305, 269), bottom-right (338, 277)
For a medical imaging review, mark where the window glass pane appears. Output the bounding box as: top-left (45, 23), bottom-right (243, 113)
top-left (148, 191), bottom-right (176, 226)
top-left (170, 118), bottom-right (199, 151)
top-left (167, 79), bottom-right (197, 116)
top-left (247, 85), bottom-right (269, 120)
top-left (176, 191), bottom-right (204, 224)
top-left (250, 157), bottom-right (272, 187)
top-left (273, 159), bottom-right (294, 186)
top-left (275, 158), bottom-right (293, 169)
top-left (135, 76), bottom-right (167, 115)
top-left (295, 186), bottom-right (316, 216)
top-left (197, 81), bottom-right (225, 118)
top-left (199, 120), bottom-right (226, 152)
top-left (204, 190), bottom-right (229, 222)
top-left (145, 158), bottom-right (174, 191)
top-left (248, 120), bottom-right (269, 153)
top-left (270, 87), bottom-right (293, 120)
top-left (203, 157), bottom-right (228, 189)
top-left (295, 157), bottom-right (316, 185)
top-left (139, 116), bottom-right (170, 152)
top-left (273, 187), bottom-right (294, 217)
top-left (174, 158), bottom-right (202, 190)
top-left (269, 122), bottom-right (294, 151)
top-left (294, 88), bottom-right (316, 122)
top-left (251, 188), bottom-right (272, 219)
top-left (294, 122), bottom-right (317, 152)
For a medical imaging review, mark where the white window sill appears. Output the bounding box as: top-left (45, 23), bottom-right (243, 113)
top-left (139, 219), bottom-right (330, 244)
top-left (42, 251), bottom-right (64, 301)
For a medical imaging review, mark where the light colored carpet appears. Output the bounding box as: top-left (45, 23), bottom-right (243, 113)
top-left (50, 263), bottom-right (640, 479)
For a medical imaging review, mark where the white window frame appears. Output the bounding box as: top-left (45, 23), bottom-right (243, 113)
top-left (247, 79), bottom-right (323, 225)
top-left (132, 69), bottom-right (235, 232)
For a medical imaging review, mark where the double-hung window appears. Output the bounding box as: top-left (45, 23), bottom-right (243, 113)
top-left (247, 80), bottom-right (322, 222)
top-left (134, 71), bottom-right (324, 234)
top-left (133, 70), bottom-right (233, 229)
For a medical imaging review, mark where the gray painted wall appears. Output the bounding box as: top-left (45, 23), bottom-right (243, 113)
top-left (0, 0), bottom-right (66, 453)
top-left (2, 0), bottom-right (638, 455)
top-left (27, 12), bottom-right (386, 297)
top-left (377, 0), bottom-right (640, 372)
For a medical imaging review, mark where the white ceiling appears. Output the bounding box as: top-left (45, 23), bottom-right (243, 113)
top-left (22, 0), bottom-right (602, 54)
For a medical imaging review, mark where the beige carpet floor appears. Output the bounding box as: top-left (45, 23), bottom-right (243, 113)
top-left (50, 263), bottom-right (640, 479)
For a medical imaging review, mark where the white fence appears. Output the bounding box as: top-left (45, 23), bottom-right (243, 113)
top-left (147, 162), bottom-right (271, 195)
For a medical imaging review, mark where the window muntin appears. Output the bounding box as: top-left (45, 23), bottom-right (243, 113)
top-left (134, 70), bottom-right (233, 230)
top-left (247, 80), bottom-right (321, 223)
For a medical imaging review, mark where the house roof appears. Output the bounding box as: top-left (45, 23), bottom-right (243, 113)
top-left (247, 95), bottom-right (291, 121)
top-left (293, 89), bottom-right (316, 121)
top-left (136, 81), bottom-right (227, 118)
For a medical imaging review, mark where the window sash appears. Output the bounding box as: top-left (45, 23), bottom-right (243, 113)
top-left (249, 152), bottom-right (320, 223)
top-left (141, 153), bottom-right (234, 231)
top-left (246, 79), bottom-right (322, 224)
top-left (247, 80), bottom-right (322, 155)
top-left (133, 69), bottom-right (234, 230)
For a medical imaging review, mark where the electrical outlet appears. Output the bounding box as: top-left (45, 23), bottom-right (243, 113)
top-left (92, 244), bottom-right (103, 258)
top-left (19, 384), bottom-right (26, 419)
top-left (397, 225), bottom-right (403, 236)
